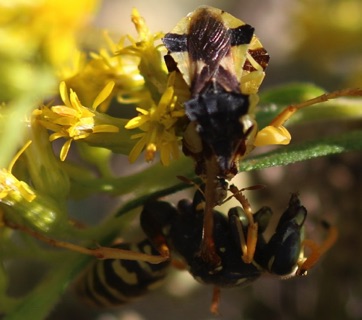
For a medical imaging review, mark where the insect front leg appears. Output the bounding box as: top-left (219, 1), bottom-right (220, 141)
top-left (75, 200), bottom-right (177, 307)
top-left (254, 87), bottom-right (362, 147)
top-left (198, 158), bottom-right (224, 267)
top-left (3, 218), bottom-right (166, 264)
top-left (75, 239), bottom-right (171, 307)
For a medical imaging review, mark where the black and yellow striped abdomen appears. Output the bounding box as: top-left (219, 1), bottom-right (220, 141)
top-left (76, 239), bottom-right (170, 307)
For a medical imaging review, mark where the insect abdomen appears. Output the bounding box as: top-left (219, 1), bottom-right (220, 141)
top-left (76, 240), bottom-right (170, 307)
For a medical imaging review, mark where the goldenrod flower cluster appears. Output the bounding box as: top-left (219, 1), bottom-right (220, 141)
top-left (0, 5), bottom-right (190, 312)
top-left (32, 7), bottom-right (187, 166)
top-left (0, 1), bottom-right (189, 241)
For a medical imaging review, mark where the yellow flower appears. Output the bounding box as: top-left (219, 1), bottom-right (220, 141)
top-left (89, 32), bottom-right (147, 107)
top-left (0, 168), bottom-right (36, 205)
top-left (125, 73), bottom-right (185, 165)
top-left (119, 10), bottom-right (189, 166)
top-left (0, 0), bottom-right (98, 102)
top-left (34, 81), bottom-right (119, 161)
top-left (119, 8), bottom-right (168, 98)
top-left (61, 32), bottom-right (147, 112)
top-left (0, 141), bottom-right (62, 232)
top-left (0, 141), bottom-right (36, 205)
top-left (0, 0), bottom-right (98, 67)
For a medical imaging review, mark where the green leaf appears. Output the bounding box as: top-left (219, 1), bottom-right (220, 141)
top-left (259, 83), bottom-right (325, 105)
top-left (239, 130), bottom-right (362, 172)
top-left (257, 83), bottom-right (362, 128)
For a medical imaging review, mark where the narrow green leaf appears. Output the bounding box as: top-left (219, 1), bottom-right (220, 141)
top-left (239, 130), bottom-right (362, 172)
top-left (257, 83), bottom-right (362, 128)
top-left (259, 83), bottom-right (325, 105)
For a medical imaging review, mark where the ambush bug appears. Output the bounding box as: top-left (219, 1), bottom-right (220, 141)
top-left (162, 5), bottom-right (361, 267)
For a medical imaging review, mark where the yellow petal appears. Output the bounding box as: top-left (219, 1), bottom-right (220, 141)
top-left (8, 141), bottom-right (32, 173)
top-left (158, 86), bottom-right (174, 110)
top-left (254, 126), bottom-right (292, 147)
top-left (92, 124), bottom-right (119, 133)
top-left (69, 89), bottom-right (82, 110)
top-left (37, 120), bottom-right (62, 133)
top-left (59, 82), bottom-right (71, 107)
top-left (51, 106), bottom-right (78, 117)
top-left (135, 107), bottom-right (149, 115)
top-left (160, 145), bottom-right (170, 166)
top-left (60, 139), bottom-right (73, 161)
top-left (128, 136), bottom-right (147, 163)
top-left (125, 116), bottom-right (144, 129)
top-left (49, 132), bottom-right (67, 141)
top-left (92, 81), bottom-right (115, 110)
top-left (54, 117), bottom-right (77, 126)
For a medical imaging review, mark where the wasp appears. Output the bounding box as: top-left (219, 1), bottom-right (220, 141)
top-left (75, 187), bottom-right (332, 314)
top-left (162, 6), bottom-right (360, 266)
top-left (147, 188), bottom-right (337, 314)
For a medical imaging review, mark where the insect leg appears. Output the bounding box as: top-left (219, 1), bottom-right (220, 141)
top-left (199, 158), bottom-right (222, 267)
top-left (296, 221), bottom-right (338, 275)
top-left (229, 184), bottom-right (258, 263)
top-left (75, 239), bottom-right (171, 307)
top-left (210, 286), bottom-right (221, 315)
top-left (254, 87), bottom-right (362, 146)
top-left (4, 219), bottom-right (166, 263)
